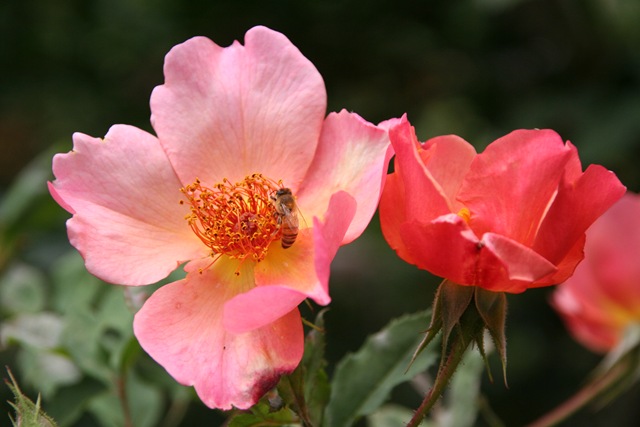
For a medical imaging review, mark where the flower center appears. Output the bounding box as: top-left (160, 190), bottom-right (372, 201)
top-left (457, 207), bottom-right (471, 223)
top-left (180, 173), bottom-right (283, 263)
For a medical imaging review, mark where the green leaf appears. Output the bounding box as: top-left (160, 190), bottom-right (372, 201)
top-left (368, 404), bottom-right (429, 427)
top-left (50, 251), bottom-right (103, 315)
top-left (16, 348), bottom-right (82, 398)
top-left (5, 367), bottom-right (58, 427)
top-left (278, 309), bottom-right (330, 426)
top-left (0, 148), bottom-right (54, 231)
top-left (228, 402), bottom-right (297, 426)
top-left (324, 310), bottom-right (437, 427)
top-left (44, 378), bottom-right (105, 426)
top-left (0, 263), bottom-right (47, 315)
top-left (1, 312), bottom-right (64, 350)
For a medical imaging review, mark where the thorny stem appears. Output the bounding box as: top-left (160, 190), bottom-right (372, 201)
top-left (283, 375), bottom-right (314, 427)
top-left (524, 360), bottom-right (629, 427)
top-left (406, 306), bottom-right (485, 427)
top-left (406, 335), bottom-right (470, 426)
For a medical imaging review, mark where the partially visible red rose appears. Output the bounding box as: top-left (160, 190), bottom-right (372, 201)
top-left (380, 117), bottom-right (626, 293)
top-left (553, 193), bottom-right (640, 353)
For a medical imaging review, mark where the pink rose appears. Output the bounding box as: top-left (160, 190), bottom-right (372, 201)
top-left (553, 193), bottom-right (640, 352)
top-left (50, 26), bottom-right (395, 409)
top-left (380, 117), bottom-right (625, 293)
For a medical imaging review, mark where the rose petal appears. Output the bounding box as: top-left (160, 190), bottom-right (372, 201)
top-left (223, 286), bottom-right (306, 334)
top-left (398, 214), bottom-right (483, 285)
top-left (49, 125), bottom-right (206, 285)
top-left (379, 173), bottom-right (416, 264)
top-left (588, 194), bottom-right (640, 308)
top-left (296, 110), bottom-right (393, 244)
top-left (312, 191), bottom-right (358, 291)
top-left (481, 232), bottom-right (557, 284)
top-left (553, 263), bottom-right (622, 352)
top-left (150, 26), bottom-right (326, 188)
top-left (533, 163), bottom-right (626, 265)
top-left (224, 192), bottom-right (356, 333)
top-left (418, 134), bottom-right (477, 212)
top-left (398, 216), bottom-right (556, 292)
top-left (133, 258), bottom-right (303, 410)
top-left (459, 129), bottom-right (572, 245)
top-left (387, 117), bottom-right (452, 221)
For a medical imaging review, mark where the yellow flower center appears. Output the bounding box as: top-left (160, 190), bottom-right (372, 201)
top-left (180, 173), bottom-right (284, 263)
top-left (457, 206), bottom-right (471, 223)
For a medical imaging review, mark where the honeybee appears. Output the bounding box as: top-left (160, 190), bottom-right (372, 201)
top-left (271, 188), bottom-right (299, 249)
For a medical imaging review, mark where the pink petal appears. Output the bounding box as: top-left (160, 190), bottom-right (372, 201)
top-left (397, 214), bottom-right (483, 285)
top-left (553, 284), bottom-right (619, 352)
top-left (398, 216), bottom-right (556, 293)
top-left (150, 26), bottom-right (326, 189)
top-left (224, 192), bottom-right (357, 333)
top-left (387, 118), bottom-right (452, 221)
top-left (379, 173), bottom-right (416, 265)
top-left (296, 110), bottom-right (393, 244)
top-left (532, 234), bottom-right (586, 287)
top-left (224, 286), bottom-right (306, 334)
top-left (49, 125), bottom-right (207, 285)
top-left (312, 191), bottom-right (358, 290)
top-left (553, 261), bottom-right (623, 352)
top-left (418, 134), bottom-right (477, 212)
top-left (481, 232), bottom-right (557, 284)
top-left (459, 129), bottom-right (572, 245)
top-left (133, 258), bottom-right (303, 410)
top-left (577, 194), bottom-right (640, 309)
top-left (533, 163), bottom-right (626, 265)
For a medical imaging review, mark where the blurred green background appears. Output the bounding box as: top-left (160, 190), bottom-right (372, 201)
top-left (1, 0), bottom-right (639, 425)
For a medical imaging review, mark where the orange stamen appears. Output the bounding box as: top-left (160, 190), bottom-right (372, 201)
top-left (181, 174), bottom-right (284, 266)
top-left (457, 207), bottom-right (471, 224)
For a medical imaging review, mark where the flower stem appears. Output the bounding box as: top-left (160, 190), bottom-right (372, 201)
top-left (524, 360), bottom-right (627, 427)
top-left (406, 303), bottom-right (485, 427)
top-left (116, 373), bottom-right (133, 427)
top-left (406, 335), bottom-right (471, 426)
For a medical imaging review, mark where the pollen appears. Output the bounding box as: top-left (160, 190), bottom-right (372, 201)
top-left (181, 174), bottom-right (283, 263)
top-left (457, 207), bottom-right (471, 224)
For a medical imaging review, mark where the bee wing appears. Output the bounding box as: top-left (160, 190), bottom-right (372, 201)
top-left (282, 208), bottom-right (299, 228)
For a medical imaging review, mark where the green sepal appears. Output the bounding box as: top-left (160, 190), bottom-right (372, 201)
top-left (408, 279), bottom-right (474, 370)
top-left (439, 280), bottom-right (475, 353)
top-left (474, 288), bottom-right (508, 386)
top-left (5, 367), bottom-right (58, 427)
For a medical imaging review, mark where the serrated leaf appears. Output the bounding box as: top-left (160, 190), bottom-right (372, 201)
top-left (228, 403), bottom-right (296, 427)
top-left (5, 368), bottom-right (58, 427)
top-left (324, 310), bottom-right (437, 427)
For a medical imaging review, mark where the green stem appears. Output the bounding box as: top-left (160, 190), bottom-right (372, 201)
top-left (524, 360), bottom-right (628, 427)
top-left (283, 375), bottom-right (314, 427)
top-left (406, 305), bottom-right (485, 427)
top-left (116, 374), bottom-right (133, 427)
top-left (406, 335), bottom-right (471, 426)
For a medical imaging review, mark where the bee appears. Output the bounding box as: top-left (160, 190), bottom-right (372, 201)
top-left (271, 187), bottom-right (299, 249)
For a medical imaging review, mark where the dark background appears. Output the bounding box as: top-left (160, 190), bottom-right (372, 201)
top-left (1, 0), bottom-right (639, 425)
